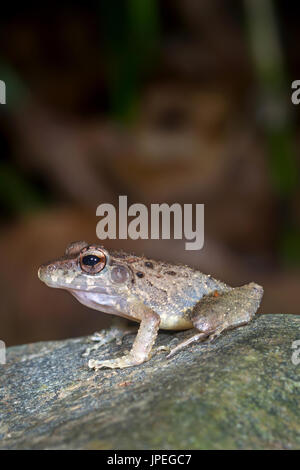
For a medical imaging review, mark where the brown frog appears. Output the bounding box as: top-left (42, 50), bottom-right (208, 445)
top-left (38, 241), bottom-right (263, 369)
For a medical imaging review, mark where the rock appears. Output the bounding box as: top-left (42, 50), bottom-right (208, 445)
top-left (0, 314), bottom-right (299, 449)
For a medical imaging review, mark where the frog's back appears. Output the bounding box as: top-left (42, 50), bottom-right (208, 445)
top-left (123, 253), bottom-right (229, 330)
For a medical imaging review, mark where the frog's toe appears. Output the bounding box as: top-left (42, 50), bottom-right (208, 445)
top-left (207, 329), bottom-right (223, 343)
top-left (155, 345), bottom-right (171, 354)
top-left (88, 354), bottom-right (143, 370)
top-left (88, 358), bottom-right (123, 370)
top-left (88, 358), bottom-right (111, 370)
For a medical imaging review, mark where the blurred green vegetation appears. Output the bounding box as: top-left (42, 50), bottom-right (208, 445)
top-left (0, 60), bottom-right (46, 218)
top-left (100, 0), bottom-right (160, 120)
top-left (245, 0), bottom-right (300, 265)
top-left (0, 1), bottom-right (299, 264)
top-left (0, 0), bottom-right (160, 217)
top-left (0, 163), bottom-right (46, 216)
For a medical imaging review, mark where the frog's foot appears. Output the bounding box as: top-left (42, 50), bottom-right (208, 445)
top-left (88, 353), bottom-right (145, 370)
top-left (166, 332), bottom-right (208, 358)
top-left (206, 327), bottom-right (224, 343)
top-left (82, 327), bottom-right (134, 357)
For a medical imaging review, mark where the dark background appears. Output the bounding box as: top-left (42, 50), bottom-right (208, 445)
top-left (0, 0), bottom-right (299, 346)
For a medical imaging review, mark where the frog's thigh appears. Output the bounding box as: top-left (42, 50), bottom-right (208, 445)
top-left (167, 282), bottom-right (263, 357)
top-left (192, 282), bottom-right (264, 333)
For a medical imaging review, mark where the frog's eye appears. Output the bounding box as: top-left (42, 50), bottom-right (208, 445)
top-left (79, 250), bottom-right (106, 274)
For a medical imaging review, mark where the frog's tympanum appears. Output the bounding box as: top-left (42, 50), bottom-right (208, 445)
top-left (38, 241), bottom-right (263, 370)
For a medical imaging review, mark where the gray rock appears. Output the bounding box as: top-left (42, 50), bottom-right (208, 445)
top-left (0, 314), bottom-right (299, 449)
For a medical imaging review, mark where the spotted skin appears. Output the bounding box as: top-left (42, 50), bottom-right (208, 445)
top-left (38, 241), bottom-right (264, 370)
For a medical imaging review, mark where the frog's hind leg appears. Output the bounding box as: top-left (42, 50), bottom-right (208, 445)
top-left (167, 282), bottom-right (263, 358)
top-left (166, 331), bottom-right (208, 358)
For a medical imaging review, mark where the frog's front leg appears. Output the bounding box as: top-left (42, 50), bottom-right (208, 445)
top-left (88, 306), bottom-right (160, 370)
top-left (167, 282), bottom-right (263, 357)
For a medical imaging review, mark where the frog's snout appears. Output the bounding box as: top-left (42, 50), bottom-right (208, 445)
top-left (38, 265), bottom-right (49, 283)
top-left (37, 263), bottom-right (58, 285)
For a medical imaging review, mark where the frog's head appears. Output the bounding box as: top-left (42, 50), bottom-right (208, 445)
top-left (38, 241), bottom-right (134, 297)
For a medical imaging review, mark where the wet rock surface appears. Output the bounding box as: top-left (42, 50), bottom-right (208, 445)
top-left (0, 314), bottom-right (299, 449)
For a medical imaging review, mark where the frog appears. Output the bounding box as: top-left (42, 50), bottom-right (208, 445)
top-left (38, 241), bottom-right (264, 370)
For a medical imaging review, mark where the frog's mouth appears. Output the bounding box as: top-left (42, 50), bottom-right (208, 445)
top-left (38, 266), bottom-right (110, 293)
top-left (39, 275), bottom-right (110, 295)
